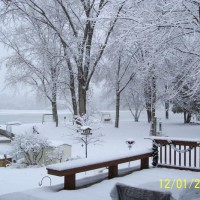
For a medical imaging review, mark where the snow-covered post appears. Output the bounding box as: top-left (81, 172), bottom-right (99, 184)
top-left (81, 126), bottom-right (92, 158)
top-left (152, 143), bottom-right (158, 167)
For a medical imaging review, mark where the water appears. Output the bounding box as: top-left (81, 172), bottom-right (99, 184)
top-left (0, 110), bottom-right (72, 125)
top-left (0, 109), bottom-right (148, 125)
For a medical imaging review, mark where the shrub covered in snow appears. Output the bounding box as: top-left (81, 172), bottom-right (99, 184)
top-left (11, 129), bottom-right (49, 166)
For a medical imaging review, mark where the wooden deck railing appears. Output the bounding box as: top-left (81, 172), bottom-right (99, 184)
top-left (151, 138), bottom-right (200, 171)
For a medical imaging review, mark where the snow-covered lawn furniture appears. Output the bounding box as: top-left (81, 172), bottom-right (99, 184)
top-left (178, 182), bottom-right (200, 200)
top-left (5, 121), bottom-right (22, 133)
top-left (46, 149), bottom-right (152, 190)
top-left (0, 136), bottom-right (11, 143)
top-left (110, 182), bottom-right (200, 200)
top-left (101, 113), bottom-right (112, 122)
top-left (110, 183), bottom-right (175, 200)
top-left (0, 128), bottom-right (15, 140)
top-left (0, 154), bottom-right (12, 167)
top-left (42, 114), bottom-right (53, 124)
top-left (149, 137), bottom-right (200, 171)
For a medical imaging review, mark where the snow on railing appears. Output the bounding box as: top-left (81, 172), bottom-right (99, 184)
top-left (146, 137), bottom-right (200, 171)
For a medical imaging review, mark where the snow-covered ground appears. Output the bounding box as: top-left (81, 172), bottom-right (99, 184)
top-left (0, 110), bottom-right (200, 199)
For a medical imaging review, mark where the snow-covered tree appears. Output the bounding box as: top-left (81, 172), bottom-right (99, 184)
top-left (0, 0), bottom-right (128, 116)
top-left (0, 20), bottom-right (64, 126)
top-left (171, 65), bottom-right (200, 123)
top-left (1, 0), bottom-right (200, 125)
top-left (123, 78), bottom-right (145, 122)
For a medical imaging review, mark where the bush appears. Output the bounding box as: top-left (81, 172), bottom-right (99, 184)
top-left (11, 130), bottom-right (49, 166)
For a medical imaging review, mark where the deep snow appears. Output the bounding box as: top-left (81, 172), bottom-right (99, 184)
top-left (0, 110), bottom-right (200, 199)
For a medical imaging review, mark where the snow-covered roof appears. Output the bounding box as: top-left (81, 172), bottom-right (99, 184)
top-left (47, 148), bottom-right (152, 171)
top-left (48, 140), bottom-right (71, 147)
top-left (81, 126), bottom-right (92, 130)
top-left (0, 155), bottom-right (12, 159)
top-left (0, 137), bottom-right (11, 141)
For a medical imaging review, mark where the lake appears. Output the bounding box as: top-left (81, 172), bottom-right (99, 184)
top-left (0, 110), bottom-right (72, 125)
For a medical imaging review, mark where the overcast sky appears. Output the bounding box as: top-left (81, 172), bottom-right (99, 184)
top-left (0, 43), bottom-right (8, 91)
top-left (0, 43), bottom-right (51, 109)
top-left (0, 43), bottom-right (106, 110)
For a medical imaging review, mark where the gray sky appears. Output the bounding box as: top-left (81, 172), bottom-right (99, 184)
top-left (0, 43), bottom-right (8, 91)
top-left (0, 43), bottom-right (50, 109)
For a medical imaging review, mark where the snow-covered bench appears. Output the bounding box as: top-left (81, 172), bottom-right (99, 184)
top-left (46, 149), bottom-right (152, 190)
top-left (101, 113), bottom-right (112, 122)
top-left (5, 121), bottom-right (21, 137)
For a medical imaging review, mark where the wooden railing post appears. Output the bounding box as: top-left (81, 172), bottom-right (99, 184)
top-left (64, 174), bottom-right (76, 190)
top-left (108, 165), bottom-right (118, 179)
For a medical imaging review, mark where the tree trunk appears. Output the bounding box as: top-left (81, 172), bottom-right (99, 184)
top-left (134, 110), bottom-right (139, 122)
top-left (165, 102), bottom-right (169, 119)
top-left (78, 82), bottom-right (87, 116)
top-left (69, 74), bottom-right (78, 116)
top-left (147, 110), bottom-right (151, 123)
top-left (144, 79), bottom-right (152, 123)
top-left (151, 71), bottom-right (156, 122)
top-left (51, 79), bottom-right (58, 127)
top-left (134, 116), bottom-right (139, 122)
top-left (115, 92), bottom-right (120, 128)
top-left (184, 112), bottom-right (191, 123)
top-left (165, 85), bottom-right (169, 119)
top-left (187, 113), bottom-right (191, 123)
top-left (70, 88), bottom-right (78, 116)
top-left (151, 117), bottom-right (157, 136)
top-left (184, 112), bottom-right (187, 123)
top-left (65, 52), bottom-right (78, 116)
top-left (52, 100), bottom-right (58, 127)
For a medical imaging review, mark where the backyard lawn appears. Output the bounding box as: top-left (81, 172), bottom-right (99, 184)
top-left (0, 110), bottom-right (200, 199)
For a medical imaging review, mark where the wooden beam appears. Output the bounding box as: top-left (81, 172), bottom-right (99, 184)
top-left (157, 164), bottom-right (200, 172)
top-left (154, 140), bottom-right (198, 146)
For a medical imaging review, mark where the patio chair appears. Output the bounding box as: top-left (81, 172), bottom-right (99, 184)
top-left (178, 182), bottom-right (200, 200)
top-left (110, 183), bottom-right (175, 200)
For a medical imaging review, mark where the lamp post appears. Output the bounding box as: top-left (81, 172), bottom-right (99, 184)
top-left (81, 126), bottom-right (92, 158)
top-left (126, 138), bottom-right (135, 167)
top-left (126, 138), bottom-right (135, 150)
